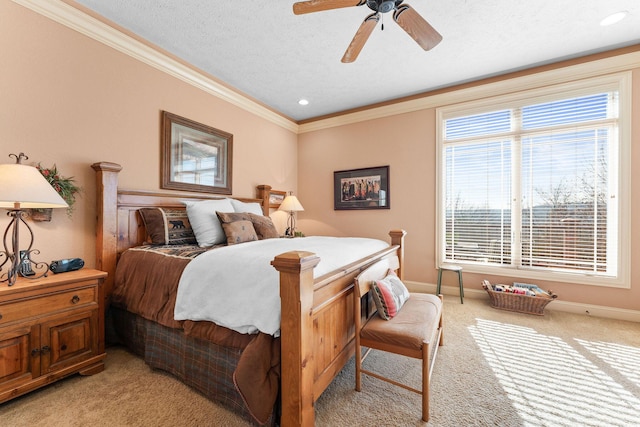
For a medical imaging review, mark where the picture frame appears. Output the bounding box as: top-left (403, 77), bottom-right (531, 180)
top-left (269, 190), bottom-right (286, 208)
top-left (161, 111), bottom-right (233, 194)
top-left (334, 165), bottom-right (390, 210)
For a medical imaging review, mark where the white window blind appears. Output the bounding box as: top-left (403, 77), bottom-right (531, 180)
top-left (440, 88), bottom-right (622, 282)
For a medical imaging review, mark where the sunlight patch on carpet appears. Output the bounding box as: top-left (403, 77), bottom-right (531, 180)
top-left (469, 319), bottom-right (640, 427)
top-left (576, 339), bottom-right (640, 388)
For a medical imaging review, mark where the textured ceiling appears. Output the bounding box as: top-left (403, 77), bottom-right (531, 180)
top-left (71, 0), bottom-right (640, 122)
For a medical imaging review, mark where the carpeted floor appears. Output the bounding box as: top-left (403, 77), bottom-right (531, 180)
top-left (2, 295), bottom-right (639, 426)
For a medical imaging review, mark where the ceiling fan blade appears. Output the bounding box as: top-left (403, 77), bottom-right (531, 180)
top-left (393, 4), bottom-right (442, 51)
top-left (293, 0), bottom-right (365, 15)
top-left (341, 13), bottom-right (379, 63)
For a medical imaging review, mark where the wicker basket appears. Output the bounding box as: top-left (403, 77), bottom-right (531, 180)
top-left (482, 281), bottom-right (557, 316)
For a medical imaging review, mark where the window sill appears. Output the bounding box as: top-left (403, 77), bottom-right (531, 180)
top-left (453, 262), bottom-right (629, 289)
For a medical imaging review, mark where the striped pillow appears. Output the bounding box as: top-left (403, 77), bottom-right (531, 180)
top-left (371, 270), bottom-right (410, 320)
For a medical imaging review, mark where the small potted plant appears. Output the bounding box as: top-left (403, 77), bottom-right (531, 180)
top-left (31, 163), bottom-right (81, 221)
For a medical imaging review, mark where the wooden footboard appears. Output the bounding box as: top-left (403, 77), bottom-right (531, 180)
top-left (272, 231), bottom-right (405, 427)
top-left (92, 162), bottom-right (405, 427)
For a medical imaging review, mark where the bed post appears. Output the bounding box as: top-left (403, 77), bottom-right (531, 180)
top-left (271, 250), bottom-right (320, 427)
top-left (389, 229), bottom-right (407, 280)
top-left (91, 161), bottom-right (122, 305)
top-left (256, 184), bottom-right (272, 216)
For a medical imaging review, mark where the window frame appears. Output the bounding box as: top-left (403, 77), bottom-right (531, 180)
top-left (436, 73), bottom-right (631, 288)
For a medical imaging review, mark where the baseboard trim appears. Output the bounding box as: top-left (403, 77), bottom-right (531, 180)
top-left (405, 280), bottom-right (640, 323)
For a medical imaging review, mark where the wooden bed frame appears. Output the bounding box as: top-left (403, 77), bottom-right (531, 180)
top-left (92, 162), bottom-right (405, 427)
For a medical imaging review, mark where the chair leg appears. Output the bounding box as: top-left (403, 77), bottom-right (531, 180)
top-left (421, 344), bottom-right (430, 422)
top-left (436, 268), bottom-right (443, 295)
top-left (355, 340), bottom-right (362, 392)
top-left (458, 270), bottom-right (464, 304)
top-left (438, 294), bottom-right (444, 346)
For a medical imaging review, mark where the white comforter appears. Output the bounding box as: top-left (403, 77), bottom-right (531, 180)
top-left (174, 236), bottom-right (389, 336)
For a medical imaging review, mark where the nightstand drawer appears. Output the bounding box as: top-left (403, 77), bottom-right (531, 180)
top-left (0, 286), bottom-right (97, 326)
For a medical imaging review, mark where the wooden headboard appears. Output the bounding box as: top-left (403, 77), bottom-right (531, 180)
top-left (92, 162), bottom-right (272, 300)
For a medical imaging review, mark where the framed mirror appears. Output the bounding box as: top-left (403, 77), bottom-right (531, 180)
top-left (161, 111), bottom-right (233, 194)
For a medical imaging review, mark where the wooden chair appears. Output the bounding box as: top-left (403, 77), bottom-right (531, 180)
top-left (354, 256), bottom-right (444, 422)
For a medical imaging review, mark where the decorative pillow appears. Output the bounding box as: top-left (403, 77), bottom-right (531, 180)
top-left (184, 199), bottom-right (235, 247)
top-left (230, 199), bottom-right (264, 216)
top-left (248, 213), bottom-right (280, 240)
top-left (216, 211), bottom-right (251, 224)
top-left (138, 208), bottom-right (197, 245)
top-left (221, 220), bottom-right (258, 245)
top-left (371, 270), bottom-right (411, 320)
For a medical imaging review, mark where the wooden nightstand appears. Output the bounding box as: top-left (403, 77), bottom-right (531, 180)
top-left (0, 269), bottom-right (107, 403)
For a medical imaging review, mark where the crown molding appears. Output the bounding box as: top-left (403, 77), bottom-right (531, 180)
top-left (299, 49), bottom-right (640, 133)
top-left (12, 0), bottom-right (299, 133)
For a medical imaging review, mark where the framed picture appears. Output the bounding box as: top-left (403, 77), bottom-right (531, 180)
top-left (269, 190), bottom-right (286, 208)
top-left (161, 111), bottom-right (233, 194)
top-left (334, 165), bottom-right (390, 210)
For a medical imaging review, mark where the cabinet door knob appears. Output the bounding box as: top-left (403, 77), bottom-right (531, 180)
top-left (71, 295), bottom-right (80, 304)
top-left (30, 346), bottom-right (52, 356)
top-left (0, 313), bottom-right (3, 320)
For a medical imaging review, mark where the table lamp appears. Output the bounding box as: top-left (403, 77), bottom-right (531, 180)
top-left (0, 153), bottom-right (68, 286)
top-left (279, 192), bottom-right (304, 237)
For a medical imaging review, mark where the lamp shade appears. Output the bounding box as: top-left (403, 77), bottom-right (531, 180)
top-left (279, 194), bottom-right (304, 212)
top-left (0, 163), bottom-right (68, 209)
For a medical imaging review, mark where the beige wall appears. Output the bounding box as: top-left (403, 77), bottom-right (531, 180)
top-left (0, 2), bottom-right (297, 267)
top-left (297, 68), bottom-right (640, 312)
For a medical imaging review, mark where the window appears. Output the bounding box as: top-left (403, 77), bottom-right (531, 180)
top-left (436, 74), bottom-right (630, 287)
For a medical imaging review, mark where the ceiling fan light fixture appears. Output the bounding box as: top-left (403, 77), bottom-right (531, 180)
top-left (366, 0), bottom-right (399, 14)
top-left (600, 11), bottom-right (628, 26)
top-left (293, 0), bottom-right (440, 63)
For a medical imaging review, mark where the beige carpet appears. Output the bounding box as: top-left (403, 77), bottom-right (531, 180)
top-left (2, 296), bottom-right (639, 426)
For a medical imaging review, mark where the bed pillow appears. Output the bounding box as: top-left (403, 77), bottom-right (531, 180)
top-left (371, 269), bottom-right (410, 320)
top-left (184, 199), bottom-right (235, 247)
top-left (248, 213), bottom-right (280, 240)
top-left (230, 199), bottom-right (264, 216)
top-left (217, 211), bottom-right (279, 241)
top-left (221, 220), bottom-right (258, 245)
top-left (216, 211), bottom-right (259, 245)
top-left (216, 211), bottom-right (251, 223)
top-left (138, 207), bottom-right (197, 245)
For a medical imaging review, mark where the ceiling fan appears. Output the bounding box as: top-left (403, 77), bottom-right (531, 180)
top-left (293, 0), bottom-right (442, 63)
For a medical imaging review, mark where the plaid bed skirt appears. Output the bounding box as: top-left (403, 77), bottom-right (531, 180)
top-left (110, 307), bottom-right (277, 426)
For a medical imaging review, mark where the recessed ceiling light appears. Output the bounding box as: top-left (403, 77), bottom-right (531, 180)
top-left (298, 99), bottom-right (309, 106)
top-left (600, 11), bottom-right (628, 26)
